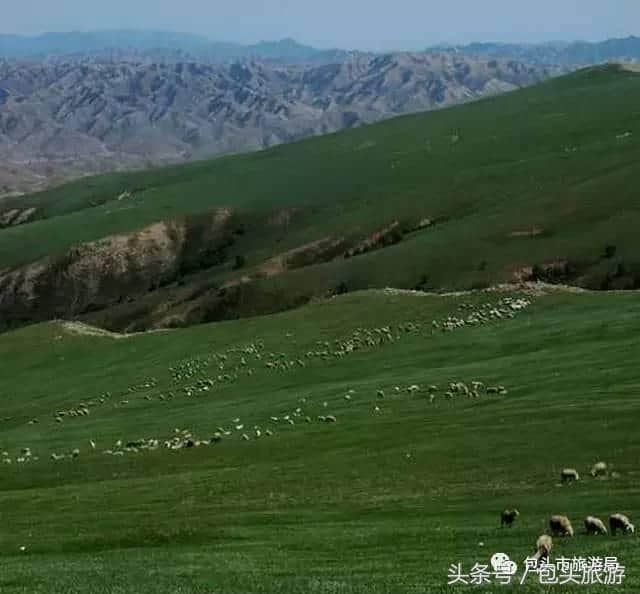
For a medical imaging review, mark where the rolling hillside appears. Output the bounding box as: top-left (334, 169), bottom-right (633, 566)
top-left (0, 64), bottom-right (639, 332)
top-left (0, 286), bottom-right (639, 592)
top-left (1, 58), bottom-right (640, 594)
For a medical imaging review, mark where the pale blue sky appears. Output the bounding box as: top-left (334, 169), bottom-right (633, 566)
top-left (3, 0), bottom-right (639, 51)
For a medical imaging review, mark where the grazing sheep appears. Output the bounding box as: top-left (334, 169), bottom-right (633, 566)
top-left (584, 516), bottom-right (608, 535)
top-left (533, 535), bottom-right (553, 563)
top-left (590, 461), bottom-right (608, 477)
top-left (560, 468), bottom-right (580, 483)
top-left (609, 513), bottom-right (635, 535)
top-left (501, 509), bottom-right (520, 527)
top-left (550, 515), bottom-right (574, 537)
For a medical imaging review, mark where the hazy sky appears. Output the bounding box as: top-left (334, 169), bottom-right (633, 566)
top-left (3, 0), bottom-right (639, 51)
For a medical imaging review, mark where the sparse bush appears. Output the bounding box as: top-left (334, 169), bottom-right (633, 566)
top-left (381, 228), bottom-right (404, 246)
top-left (413, 274), bottom-right (432, 291)
top-left (335, 281), bottom-right (349, 295)
top-left (531, 264), bottom-right (545, 281)
top-left (615, 262), bottom-right (628, 277)
top-left (233, 255), bottom-right (246, 270)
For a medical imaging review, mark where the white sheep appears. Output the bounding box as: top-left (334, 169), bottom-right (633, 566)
top-left (584, 516), bottom-right (608, 535)
top-left (590, 461), bottom-right (608, 477)
top-left (500, 509), bottom-right (520, 527)
top-left (549, 515), bottom-right (574, 537)
top-left (533, 534), bottom-right (553, 563)
top-left (560, 468), bottom-right (580, 483)
top-left (609, 513), bottom-right (635, 535)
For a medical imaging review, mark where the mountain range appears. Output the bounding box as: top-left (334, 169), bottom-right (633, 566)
top-left (0, 53), bottom-right (558, 196)
top-left (435, 35), bottom-right (640, 65)
top-left (0, 31), bottom-right (349, 64)
top-left (2, 30), bottom-right (639, 197)
top-left (3, 30), bottom-right (640, 66)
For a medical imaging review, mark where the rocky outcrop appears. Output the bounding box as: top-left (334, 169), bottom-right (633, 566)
top-left (0, 209), bottom-right (234, 329)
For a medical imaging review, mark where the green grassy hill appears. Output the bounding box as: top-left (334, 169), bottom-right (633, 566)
top-left (0, 285), bottom-right (639, 592)
top-left (1, 64), bottom-right (639, 332)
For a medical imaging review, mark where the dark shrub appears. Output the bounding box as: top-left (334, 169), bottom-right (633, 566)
top-left (233, 255), bottom-right (246, 270)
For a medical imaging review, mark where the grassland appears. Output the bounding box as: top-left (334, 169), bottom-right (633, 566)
top-left (1, 65), bottom-right (640, 331)
top-left (1, 285), bottom-right (639, 592)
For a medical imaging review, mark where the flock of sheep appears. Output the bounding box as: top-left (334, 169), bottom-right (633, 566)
top-left (436, 296), bottom-right (530, 332)
top-left (1, 293), bottom-right (533, 466)
top-left (501, 461), bottom-right (634, 564)
top-left (7, 374), bottom-right (511, 464)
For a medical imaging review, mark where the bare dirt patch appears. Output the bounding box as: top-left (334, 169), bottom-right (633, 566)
top-left (59, 320), bottom-right (171, 338)
top-left (222, 237), bottom-right (346, 289)
top-left (59, 321), bottom-right (128, 339)
top-left (346, 222), bottom-right (401, 257)
top-left (267, 208), bottom-right (300, 228)
top-left (509, 228), bottom-right (544, 238)
top-left (0, 207), bottom-right (37, 227)
top-left (617, 62), bottom-right (640, 73)
top-left (512, 260), bottom-right (571, 283)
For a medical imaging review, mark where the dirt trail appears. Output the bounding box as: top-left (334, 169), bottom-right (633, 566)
top-left (380, 282), bottom-right (588, 299)
top-left (58, 321), bottom-right (171, 339)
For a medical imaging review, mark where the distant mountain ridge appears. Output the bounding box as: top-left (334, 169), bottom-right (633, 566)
top-left (435, 35), bottom-right (640, 65)
top-left (3, 30), bottom-right (640, 66)
top-left (0, 31), bottom-right (349, 64)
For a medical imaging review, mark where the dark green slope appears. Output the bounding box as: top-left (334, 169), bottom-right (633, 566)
top-left (0, 64), bottom-right (639, 331)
